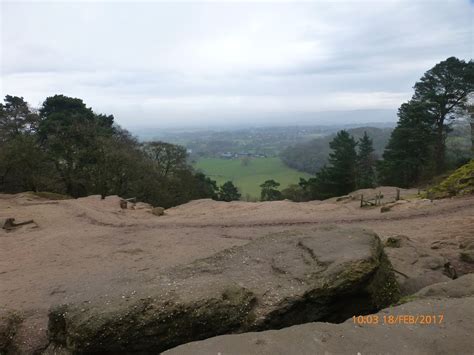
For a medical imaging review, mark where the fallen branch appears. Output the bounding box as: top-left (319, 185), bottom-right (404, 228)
top-left (2, 218), bottom-right (35, 230)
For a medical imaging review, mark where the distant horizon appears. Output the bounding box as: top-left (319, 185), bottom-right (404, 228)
top-left (126, 108), bottom-right (398, 132)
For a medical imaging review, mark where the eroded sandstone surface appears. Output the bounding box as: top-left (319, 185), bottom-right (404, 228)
top-left (45, 227), bottom-right (398, 354)
top-left (165, 275), bottom-right (474, 355)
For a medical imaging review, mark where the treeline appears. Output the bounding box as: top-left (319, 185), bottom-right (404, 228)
top-left (242, 131), bottom-right (376, 202)
top-left (280, 127), bottom-right (393, 174)
top-left (1, 57), bottom-right (472, 206)
top-left (274, 57), bottom-right (473, 200)
top-left (275, 131), bottom-right (377, 201)
top-left (0, 95), bottom-right (221, 208)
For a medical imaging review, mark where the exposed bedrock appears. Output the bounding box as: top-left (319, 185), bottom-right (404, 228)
top-left (165, 296), bottom-right (474, 355)
top-left (46, 226), bottom-right (399, 354)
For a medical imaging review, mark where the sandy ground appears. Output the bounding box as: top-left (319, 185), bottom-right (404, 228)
top-left (1, 187), bottom-right (473, 325)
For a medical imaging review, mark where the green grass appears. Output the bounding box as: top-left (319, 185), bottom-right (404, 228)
top-left (194, 157), bottom-right (312, 199)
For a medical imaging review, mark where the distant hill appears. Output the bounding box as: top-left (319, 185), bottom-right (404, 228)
top-left (280, 127), bottom-right (393, 174)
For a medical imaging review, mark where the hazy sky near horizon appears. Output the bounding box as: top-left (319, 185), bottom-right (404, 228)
top-left (1, 0), bottom-right (473, 128)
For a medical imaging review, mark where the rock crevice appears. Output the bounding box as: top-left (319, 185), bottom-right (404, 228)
top-left (46, 227), bottom-right (399, 354)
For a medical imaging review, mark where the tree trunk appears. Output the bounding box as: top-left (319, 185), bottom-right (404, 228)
top-left (435, 123), bottom-right (446, 174)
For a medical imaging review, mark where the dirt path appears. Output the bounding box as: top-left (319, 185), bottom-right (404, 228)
top-left (1, 189), bottom-right (473, 313)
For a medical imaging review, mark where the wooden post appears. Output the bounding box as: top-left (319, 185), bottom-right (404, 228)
top-left (396, 188), bottom-right (400, 201)
top-left (360, 194), bottom-right (364, 207)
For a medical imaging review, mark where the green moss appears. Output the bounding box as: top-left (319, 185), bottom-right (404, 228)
top-left (427, 160), bottom-right (474, 199)
top-left (322, 239), bottom-right (400, 310)
top-left (365, 251), bottom-right (401, 309)
top-left (395, 295), bottom-right (419, 305)
top-left (385, 237), bottom-right (402, 248)
top-left (49, 286), bottom-right (257, 354)
top-left (0, 310), bottom-right (23, 353)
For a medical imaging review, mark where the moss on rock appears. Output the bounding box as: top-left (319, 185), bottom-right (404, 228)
top-left (0, 310), bottom-right (23, 354)
top-left (46, 227), bottom-right (400, 354)
top-left (427, 160), bottom-right (474, 199)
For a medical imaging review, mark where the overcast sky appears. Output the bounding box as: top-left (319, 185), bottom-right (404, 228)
top-left (1, 0), bottom-right (473, 128)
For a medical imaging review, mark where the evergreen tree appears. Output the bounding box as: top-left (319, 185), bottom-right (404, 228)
top-left (316, 130), bottom-right (358, 197)
top-left (260, 179), bottom-right (282, 201)
top-left (218, 181), bottom-right (241, 202)
top-left (356, 131), bottom-right (376, 189)
top-left (411, 57), bottom-right (474, 173)
top-left (378, 101), bottom-right (435, 187)
top-left (38, 95), bottom-right (115, 196)
top-left (0, 95), bottom-right (39, 140)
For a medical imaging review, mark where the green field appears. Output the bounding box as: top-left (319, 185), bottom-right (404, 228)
top-left (194, 157), bottom-right (312, 199)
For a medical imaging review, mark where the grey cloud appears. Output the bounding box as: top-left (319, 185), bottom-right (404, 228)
top-left (1, 0), bottom-right (472, 128)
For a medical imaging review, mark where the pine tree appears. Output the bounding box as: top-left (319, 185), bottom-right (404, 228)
top-left (260, 179), bottom-right (282, 201)
top-left (411, 57), bottom-right (474, 173)
top-left (218, 181), bottom-right (241, 202)
top-left (378, 101), bottom-right (435, 187)
top-left (314, 130), bottom-right (358, 198)
top-left (356, 131), bottom-right (376, 189)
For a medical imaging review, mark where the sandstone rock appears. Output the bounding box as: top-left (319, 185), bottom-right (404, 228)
top-left (460, 250), bottom-right (474, 263)
top-left (0, 309), bottom-right (22, 354)
top-left (383, 235), bottom-right (452, 295)
top-left (430, 239), bottom-right (458, 249)
top-left (132, 202), bottom-right (153, 210)
top-left (46, 227), bottom-right (399, 354)
top-left (151, 207), bottom-right (165, 216)
top-left (421, 255), bottom-right (447, 271)
top-left (384, 235), bottom-right (409, 248)
top-left (164, 297), bottom-right (474, 355)
top-left (413, 273), bottom-right (474, 299)
top-left (459, 239), bottom-right (474, 250)
top-left (3, 313), bottom-right (49, 355)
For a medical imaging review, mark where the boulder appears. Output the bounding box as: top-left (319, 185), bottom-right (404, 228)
top-left (384, 235), bottom-right (408, 248)
top-left (459, 239), bottom-right (474, 250)
top-left (164, 297), bottom-right (474, 355)
top-left (460, 250), bottom-right (474, 263)
top-left (151, 207), bottom-right (165, 216)
top-left (46, 227), bottom-right (399, 354)
top-left (413, 273), bottom-right (474, 300)
top-left (0, 309), bottom-right (22, 354)
top-left (383, 234), bottom-right (453, 295)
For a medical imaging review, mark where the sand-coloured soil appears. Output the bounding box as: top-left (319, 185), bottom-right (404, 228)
top-left (1, 188), bottom-right (473, 353)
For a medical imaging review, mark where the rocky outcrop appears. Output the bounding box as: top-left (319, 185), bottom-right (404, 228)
top-left (459, 241), bottom-right (474, 264)
top-left (0, 310), bottom-right (22, 354)
top-left (166, 275), bottom-right (474, 355)
top-left (164, 296), bottom-right (474, 355)
top-left (383, 234), bottom-right (455, 295)
top-left (46, 227), bottom-right (399, 354)
top-left (412, 273), bottom-right (474, 300)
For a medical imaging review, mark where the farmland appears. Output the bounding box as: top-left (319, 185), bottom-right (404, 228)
top-left (194, 157), bottom-right (312, 199)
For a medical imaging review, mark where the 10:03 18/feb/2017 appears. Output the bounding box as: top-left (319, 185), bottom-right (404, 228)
top-left (352, 314), bottom-right (444, 325)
